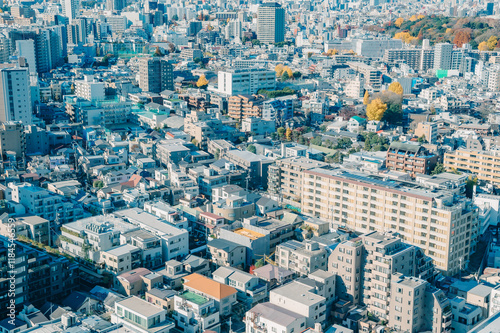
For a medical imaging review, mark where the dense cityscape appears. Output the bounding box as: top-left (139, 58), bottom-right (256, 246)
top-left (1, 0), bottom-right (500, 332)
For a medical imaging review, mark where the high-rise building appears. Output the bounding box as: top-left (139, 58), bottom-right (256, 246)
top-left (16, 39), bottom-right (37, 74)
top-left (291, 166), bottom-right (478, 275)
top-left (0, 235), bottom-right (79, 319)
top-left (106, 0), bottom-right (125, 11)
top-left (0, 122), bottom-right (26, 161)
top-left (434, 43), bottom-right (453, 71)
top-left (61, 0), bottom-right (80, 23)
top-left (0, 67), bottom-right (32, 125)
top-left (138, 57), bottom-right (174, 93)
top-left (257, 2), bottom-right (285, 44)
top-left (217, 68), bottom-right (276, 96)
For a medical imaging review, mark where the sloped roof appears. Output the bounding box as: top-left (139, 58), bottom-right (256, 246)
top-left (183, 273), bottom-right (237, 300)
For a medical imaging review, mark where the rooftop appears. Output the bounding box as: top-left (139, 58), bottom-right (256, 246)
top-left (116, 296), bottom-right (165, 317)
top-left (233, 228), bottom-right (265, 240)
top-left (178, 290), bottom-right (209, 305)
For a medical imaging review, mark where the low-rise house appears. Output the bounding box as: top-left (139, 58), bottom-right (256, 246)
top-left (251, 264), bottom-right (295, 289)
top-left (114, 267), bottom-right (163, 296)
top-left (213, 266), bottom-right (268, 308)
top-left (182, 273), bottom-right (238, 316)
top-left (245, 302), bottom-right (307, 333)
top-left (270, 281), bottom-right (327, 328)
top-left (207, 238), bottom-right (247, 269)
top-left (156, 255), bottom-right (210, 289)
top-left (145, 288), bottom-right (177, 312)
top-left (173, 291), bottom-right (220, 333)
top-left (112, 296), bottom-right (175, 333)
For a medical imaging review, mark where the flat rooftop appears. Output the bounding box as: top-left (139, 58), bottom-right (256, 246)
top-left (116, 296), bottom-right (165, 317)
top-left (233, 228), bottom-right (265, 240)
top-left (178, 291), bottom-right (209, 305)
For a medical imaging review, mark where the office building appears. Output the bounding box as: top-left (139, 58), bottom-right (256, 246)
top-left (257, 2), bottom-right (285, 44)
top-left (217, 68), bottom-right (276, 96)
top-left (16, 40), bottom-right (37, 74)
top-left (0, 67), bottom-right (32, 124)
top-left (138, 57), bottom-right (174, 93)
top-left (61, 0), bottom-right (80, 23)
top-left (298, 167), bottom-right (479, 275)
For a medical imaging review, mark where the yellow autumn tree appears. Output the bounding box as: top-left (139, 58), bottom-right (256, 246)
top-left (394, 32), bottom-right (418, 44)
top-left (478, 41), bottom-right (489, 51)
top-left (409, 15), bottom-right (418, 22)
top-left (417, 14), bottom-right (425, 19)
top-left (285, 128), bottom-right (292, 141)
top-left (487, 36), bottom-right (498, 50)
top-left (196, 75), bottom-right (209, 88)
top-left (284, 66), bottom-right (293, 79)
top-left (275, 64), bottom-right (284, 76)
top-left (326, 49), bottom-right (339, 56)
top-left (395, 17), bottom-right (404, 27)
top-left (363, 91), bottom-right (370, 105)
top-left (388, 82), bottom-right (404, 95)
top-left (366, 98), bottom-right (387, 121)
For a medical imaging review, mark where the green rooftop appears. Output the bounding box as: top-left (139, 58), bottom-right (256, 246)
top-left (179, 291), bottom-right (209, 305)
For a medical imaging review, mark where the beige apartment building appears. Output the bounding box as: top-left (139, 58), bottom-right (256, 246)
top-left (444, 149), bottom-right (500, 187)
top-left (267, 157), bottom-right (327, 210)
top-left (276, 240), bottom-right (328, 276)
top-left (328, 238), bottom-right (363, 305)
top-left (388, 273), bottom-right (453, 333)
top-left (361, 232), bottom-right (433, 320)
top-left (298, 167), bottom-right (478, 275)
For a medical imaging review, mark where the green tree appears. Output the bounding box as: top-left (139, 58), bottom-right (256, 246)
top-left (293, 71), bottom-right (302, 79)
top-left (281, 71), bottom-right (290, 81)
top-left (431, 163), bottom-right (446, 175)
top-left (247, 144), bottom-right (257, 154)
top-left (465, 175), bottom-right (478, 198)
top-left (382, 103), bottom-right (403, 125)
top-left (277, 127), bottom-right (286, 138)
top-left (311, 136), bottom-right (323, 146)
top-left (417, 135), bottom-right (427, 143)
top-left (172, 14), bottom-right (178, 21)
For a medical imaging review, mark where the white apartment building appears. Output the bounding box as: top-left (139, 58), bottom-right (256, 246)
top-left (113, 208), bottom-right (189, 261)
top-left (74, 75), bottom-right (105, 101)
top-left (113, 296), bottom-right (175, 333)
top-left (245, 303), bottom-right (307, 333)
top-left (9, 182), bottom-right (84, 223)
top-left (0, 67), bottom-right (32, 124)
top-left (298, 167), bottom-right (479, 275)
top-left (434, 43), bottom-right (453, 71)
top-left (276, 240), bottom-right (328, 276)
top-left (270, 281), bottom-right (326, 328)
top-left (216, 68), bottom-right (276, 96)
top-left (213, 266), bottom-right (268, 307)
top-left (173, 291), bottom-right (220, 333)
top-left (60, 215), bottom-right (139, 262)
